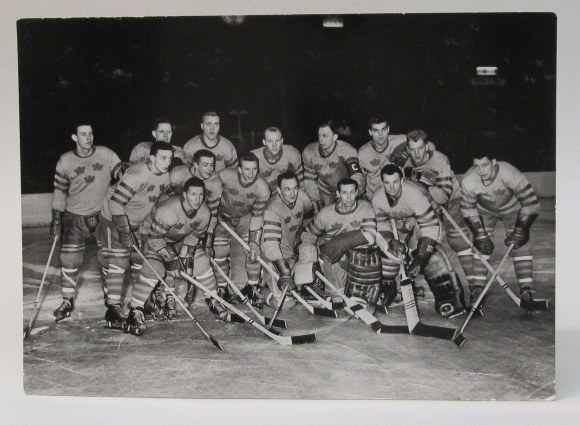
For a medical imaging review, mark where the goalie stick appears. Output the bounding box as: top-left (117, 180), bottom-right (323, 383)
top-left (315, 270), bottom-right (409, 334)
top-left (134, 245), bottom-right (225, 351)
top-left (24, 236), bottom-right (59, 339)
top-left (452, 245), bottom-right (515, 346)
top-left (218, 220), bottom-right (338, 318)
top-left (385, 221), bottom-right (463, 345)
top-left (209, 257), bottom-right (288, 329)
top-left (440, 207), bottom-right (549, 311)
top-left (180, 272), bottom-right (316, 346)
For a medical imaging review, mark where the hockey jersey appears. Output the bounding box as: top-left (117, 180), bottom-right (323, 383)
top-left (129, 141), bottom-right (186, 164)
top-left (183, 135), bottom-right (238, 171)
top-left (251, 145), bottom-right (304, 194)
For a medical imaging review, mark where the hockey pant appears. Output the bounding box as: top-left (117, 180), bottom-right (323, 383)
top-left (213, 214), bottom-right (261, 292)
top-left (59, 211), bottom-right (100, 300)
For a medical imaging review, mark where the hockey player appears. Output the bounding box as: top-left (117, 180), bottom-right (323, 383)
top-left (300, 178), bottom-right (378, 305)
top-left (373, 164), bottom-right (465, 317)
top-left (302, 121), bottom-right (365, 209)
top-left (96, 141), bottom-right (173, 326)
top-left (129, 118), bottom-right (187, 166)
top-left (251, 127), bottom-right (304, 194)
top-left (183, 111), bottom-right (238, 172)
top-left (51, 122), bottom-right (125, 321)
top-left (401, 130), bottom-right (472, 286)
top-left (212, 152), bottom-right (271, 307)
top-left (358, 117), bottom-right (407, 200)
top-left (460, 150), bottom-right (540, 310)
top-left (261, 171), bottom-right (314, 308)
top-left (125, 177), bottom-right (235, 335)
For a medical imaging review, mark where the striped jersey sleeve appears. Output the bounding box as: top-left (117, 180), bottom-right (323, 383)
top-left (52, 156), bottom-right (69, 212)
top-left (108, 166), bottom-right (142, 217)
top-left (302, 144), bottom-right (321, 202)
top-left (147, 206), bottom-right (177, 252)
top-left (430, 154), bottom-right (454, 204)
top-left (505, 165), bottom-right (540, 216)
top-left (262, 207), bottom-right (284, 261)
top-left (249, 180), bottom-right (271, 231)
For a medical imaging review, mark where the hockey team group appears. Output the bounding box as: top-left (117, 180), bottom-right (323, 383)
top-left (42, 111), bottom-right (544, 344)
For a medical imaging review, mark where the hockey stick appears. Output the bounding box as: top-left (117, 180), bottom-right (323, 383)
top-left (440, 207), bottom-right (549, 310)
top-left (133, 245), bottom-right (224, 351)
top-left (24, 236), bottom-right (59, 339)
top-left (218, 220), bottom-right (338, 318)
top-left (452, 245), bottom-right (514, 345)
top-left (315, 270), bottom-right (409, 334)
top-left (387, 220), bottom-right (462, 345)
top-left (180, 272), bottom-right (316, 345)
top-left (209, 257), bottom-right (288, 328)
top-left (266, 285), bottom-right (288, 330)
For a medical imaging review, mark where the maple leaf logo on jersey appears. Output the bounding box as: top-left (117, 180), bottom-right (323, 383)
top-left (328, 222), bottom-right (343, 233)
top-left (284, 216), bottom-right (292, 224)
top-left (234, 200), bottom-right (246, 208)
top-left (74, 166), bottom-right (85, 175)
top-left (262, 169), bottom-right (273, 178)
top-left (247, 192), bottom-right (257, 199)
top-left (288, 224), bottom-right (298, 233)
top-left (492, 188), bottom-right (506, 196)
top-left (148, 195), bottom-right (158, 203)
top-left (174, 223), bottom-right (185, 230)
top-left (84, 175), bottom-right (95, 184)
top-left (350, 219), bottom-right (361, 228)
top-left (147, 185), bottom-right (155, 192)
top-left (370, 158), bottom-right (382, 167)
top-left (216, 154), bottom-right (224, 162)
top-left (159, 184), bottom-right (166, 193)
top-left (294, 211), bottom-right (303, 219)
top-left (92, 163), bottom-right (104, 171)
top-left (228, 188), bottom-right (240, 196)
top-left (313, 163), bottom-right (323, 171)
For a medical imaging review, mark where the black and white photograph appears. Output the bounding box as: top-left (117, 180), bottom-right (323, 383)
top-left (4, 0), bottom-right (580, 423)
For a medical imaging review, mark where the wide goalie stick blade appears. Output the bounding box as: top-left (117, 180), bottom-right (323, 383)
top-left (182, 272), bottom-right (316, 346)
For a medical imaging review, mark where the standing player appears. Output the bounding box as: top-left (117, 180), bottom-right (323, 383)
top-left (302, 121), bottom-right (365, 209)
top-left (461, 150), bottom-right (540, 310)
top-left (125, 177), bottom-right (234, 335)
top-left (261, 171), bottom-right (314, 308)
top-left (96, 141), bottom-right (173, 325)
top-left (129, 118), bottom-right (187, 166)
top-left (300, 178), bottom-right (378, 305)
top-left (51, 122), bottom-right (124, 321)
top-left (373, 164), bottom-right (465, 317)
top-left (251, 127), bottom-right (304, 194)
top-left (402, 130), bottom-right (472, 286)
top-left (183, 111), bottom-right (238, 172)
top-left (212, 152), bottom-right (271, 307)
top-left (358, 117), bottom-right (407, 200)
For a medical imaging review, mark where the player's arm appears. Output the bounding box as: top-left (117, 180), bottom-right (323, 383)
top-left (109, 167), bottom-right (142, 249)
top-left (51, 157), bottom-right (68, 239)
top-left (148, 208), bottom-right (182, 277)
top-left (291, 149), bottom-right (305, 186)
top-left (460, 176), bottom-right (494, 255)
top-left (302, 149), bottom-right (322, 206)
top-left (225, 143), bottom-right (239, 169)
top-left (430, 157), bottom-right (454, 205)
top-left (504, 167), bottom-right (540, 248)
top-left (344, 146), bottom-right (366, 196)
top-left (247, 183), bottom-right (270, 261)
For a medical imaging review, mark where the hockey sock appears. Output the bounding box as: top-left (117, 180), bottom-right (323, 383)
top-left (61, 267), bottom-right (79, 299)
top-left (513, 255), bottom-right (534, 290)
top-left (131, 275), bottom-right (158, 308)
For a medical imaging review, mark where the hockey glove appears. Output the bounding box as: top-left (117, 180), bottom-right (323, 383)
top-left (112, 214), bottom-right (138, 249)
top-left (247, 229), bottom-right (262, 263)
top-left (178, 244), bottom-right (196, 276)
top-left (505, 213), bottom-right (538, 249)
top-left (408, 237), bottom-right (437, 278)
top-left (158, 246), bottom-right (181, 278)
top-left (273, 259), bottom-right (296, 292)
top-left (465, 216), bottom-right (494, 255)
top-left (390, 143), bottom-right (410, 168)
top-left (203, 232), bottom-right (215, 258)
top-left (50, 209), bottom-right (64, 239)
top-left (388, 238), bottom-right (407, 257)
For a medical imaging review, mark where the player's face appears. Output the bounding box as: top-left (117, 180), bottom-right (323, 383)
top-left (151, 149), bottom-right (173, 174)
top-left (239, 159), bottom-right (258, 183)
top-left (408, 139), bottom-right (428, 165)
top-left (184, 186), bottom-right (205, 211)
top-left (369, 122), bottom-right (389, 144)
top-left (201, 116), bottom-right (220, 140)
top-left (153, 123), bottom-right (172, 143)
top-left (473, 157), bottom-right (496, 181)
top-left (193, 156), bottom-right (215, 179)
top-left (263, 131), bottom-right (283, 156)
top-left (318, 126), bottom-right (338, 150)
top-left (337, 183), bottom-right (358, 209)
top-left (278, 178), bottom-right (299, 205)
top-left (382, 173), bottom-right (402, 197)
top-left (72, 125), bottom-right (94, 150)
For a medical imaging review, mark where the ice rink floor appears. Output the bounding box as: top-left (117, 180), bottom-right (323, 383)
top-left (22, 199), bottom-right (555, 400)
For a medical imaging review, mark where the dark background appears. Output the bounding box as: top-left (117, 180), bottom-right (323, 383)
top-left (18, 13), bottom-right (556, 194)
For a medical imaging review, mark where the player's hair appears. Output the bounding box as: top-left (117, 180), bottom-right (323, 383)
top-left (368, 116), bottom-right (389, 128)
top-left (318, 120), bottom-right (337, 134)
top-left (471, 144), bottom-right (496, 161)
top-left (380, 164), bottom-right (403, 180)
top-left (183, 176), bottom-right (206, 194)
top-left (406, 129), bottom-right (428, 144)
top-left (277, 170), bottom-right (299, 188)
top-left (193, 149), bottom-right (216, 164)
top-left (72, 121), bottom-right (93, 134)
top-left (264, 126), bottom-right (282, 138)
top-left (201, 111), bottom-right (220, 122)
top-left (336, 177), bottom-right (358, 192)
top-left (153, 117), bottom-right (172, 130)
top-left (239, 152), bottom-right (259, 166)
top-left (150, 141), bottom-right (175, 157)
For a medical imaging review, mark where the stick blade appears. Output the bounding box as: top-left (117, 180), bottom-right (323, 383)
top-left (412, 322), bottom-right (456, 340)
top-left (210, 336), bottom-right (224, 351)
top-left (289, 333), bottom-right (317, 344)
top-left (268, 328), bottom-right (283, 336)
top-left (264, 317), bottom-right (288, 329)
top-left (530, 299), bottom-right (550, 310)
top-left (313, 307), bottom-right (339, 317)
top-left (229, 313), bottom-right (246, 323)
top-left (453, 334), bottom-right (467, 347)
top-left (380, 324), bottom-right (410, 334)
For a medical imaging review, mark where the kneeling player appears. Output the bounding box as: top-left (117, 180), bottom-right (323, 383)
top-left (373, 164), bottom-right (466, 317)
top-left (126, 177), bottom-right (233, 336)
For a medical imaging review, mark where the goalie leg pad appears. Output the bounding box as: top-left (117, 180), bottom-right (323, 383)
top-left (345, 248), bottom-right (382, 306)
top-left (422, 247), bottom-right (466, 317)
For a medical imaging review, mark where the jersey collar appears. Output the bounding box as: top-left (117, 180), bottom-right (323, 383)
top-left (318, 140), bottom-right (338, 158)
top-left (200, 134), bottom-right (221, 149)
top-left (263, 146), bottom-right (284, 164)
top-left (180, 197), bottom-right (198, 219)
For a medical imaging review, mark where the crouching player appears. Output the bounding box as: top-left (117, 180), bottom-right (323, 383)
top-left (461, 150), bottom-right (540, 311)
top-left (373, 164), bottom-right (466, 317)
top-left (261, 171), bottom-right (314, 308)
top-left (126, 177), bottom-right (234, 336)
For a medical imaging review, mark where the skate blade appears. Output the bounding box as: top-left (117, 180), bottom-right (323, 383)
top-left (54, 313), bottom-right (72, 323)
